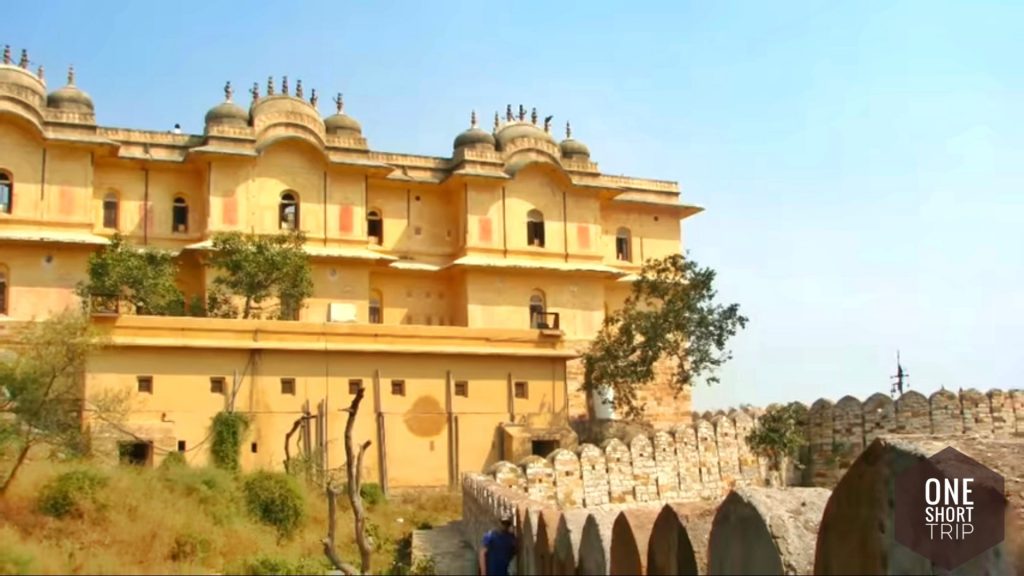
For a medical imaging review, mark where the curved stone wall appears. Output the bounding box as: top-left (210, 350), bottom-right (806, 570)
top-left (609, 508), bottom-right (660, 575)
top-left (645, 503), bottom-right (714, 576)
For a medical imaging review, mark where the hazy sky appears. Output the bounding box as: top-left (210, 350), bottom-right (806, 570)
top-left (6, 0), bottom-right (1022, 410)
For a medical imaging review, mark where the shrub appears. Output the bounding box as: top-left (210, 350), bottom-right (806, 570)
top-left (242, 471), bottom-right (305, 539)
top-left (37, 469), bottom-right (108, 519)
top-left (168, 532), bottom-right (211, 563)
top-left (361, 482), bottom-right (385, 506)
top-left (234, 555), bottom-right (325, 575)
top-left (210, 412), bottom-right (249, 473)
top-left (159, 451), bottom-right (187, 470)
top-left (0, 547), bottom-right (34, 576)
top-left (159, 466), bottom-right (242, 526)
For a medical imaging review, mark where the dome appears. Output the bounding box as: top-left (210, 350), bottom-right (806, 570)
top-left (325, 112), bottom-right (362, 136)
top-left (47, 84), bottom-right (93, 113)
top-left (453, 112), bottom-right (496, 150)
top-left (560, 138), bottom-right (590, 159)
top-left (205, 101), bottom-right (248, 128)
top-left (494, 121), bottom-right (555, 150)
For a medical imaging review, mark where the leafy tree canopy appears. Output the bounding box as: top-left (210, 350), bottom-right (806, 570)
top-left (207, 231), bottom-right (313, 320)
top-left (75, 234), bottom-right (184, 316)
top-left (583, 253), bottom-right (748, 420)
top-left (745, 402), bottom-right (808, 473)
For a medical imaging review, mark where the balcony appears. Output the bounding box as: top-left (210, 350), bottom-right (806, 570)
top-left (530, 311), bottom-right (561, 332)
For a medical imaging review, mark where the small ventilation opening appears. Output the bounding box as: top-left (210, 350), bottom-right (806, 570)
top-left (118, 441), bottom-right (152, 466)
top-left (531, 440), bottom-right (558, 458)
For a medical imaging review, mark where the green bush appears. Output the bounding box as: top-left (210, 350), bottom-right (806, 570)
top-left (0, 547), bottom-right (35, 576)
top-left (168, 532), bottom-right (211, 563)
top-left (159, 466), bottom-right (242, 526)
top-left (210, 412), bottom-right (249, 473)
top-left (233, 555), bottom-right (325, 575)
top-left (242, 471), bottom-right (305, 539)
top-left (361, 482), bottom-right (385, 506)
top-left (37, 469), bottom-right (108, 519)
top-left (159, 451), bottom-right (187, 470)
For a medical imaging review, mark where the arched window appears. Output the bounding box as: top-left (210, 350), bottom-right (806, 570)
top-left (529, 290), bottom-right (546, 329)
top-left (103, 192), bottom-right (119, 229)
top-left (0, 266), bottom-right (8, 315)
top-left (368, 290), bottom-right (383, 324)
top-left (279, 192), bottom-right (299, 231)
top-left (0, 172), bottom-right (11, 214)
top-left (367, 209), bottom-right (383, 245)
top-left (527, 209), bottom-right (545, 247)
top-left (616, 227), bottom-right (632, 262)
top-left (172, 196), bottom-right (189, 233)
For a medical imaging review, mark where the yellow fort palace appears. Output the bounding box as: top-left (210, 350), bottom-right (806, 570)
top-left (0, 49), bottom-right (702, 489)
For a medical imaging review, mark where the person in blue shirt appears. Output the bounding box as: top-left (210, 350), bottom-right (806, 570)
top-left (479, 512), bottom-right (517, 576)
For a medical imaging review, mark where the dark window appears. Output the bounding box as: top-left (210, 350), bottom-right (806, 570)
top-left (369, 292), bottom-right (382, 324)
top-left (210, 377), bottom-right (226, 395)
top-left (177, 440), bottom-right (186, 452)
top-left (616, 227), bottom-right (632, 262)
top-left (280, 192), bottom-right (299, 230)
top-left (251, 442), bottom-right (258, 453)
top-left (348, 379), bottom-right (362, 395)
top-left (103, 193), bottom-right (119, 229)
top-left (514, 380), bottom-right (528, 399)
top-left (118, 441), bottom-right (152, 466)
top-left (391, 379), bottom-right (406, 396)
top-left (532, 439), bottom-right (558, 457)
top-left (529, 292), bottom-right (545, 329)
top-left (172, 197), bottom-right (189, 233)
top-left (0, 269), bottom-right (7, 315)
top-left (0, 172), bottom-right (11, 214)
top-left (137, 376), bottom-right (153, 394)
top-left (526, 209), bottom-right (545, 247)
top-left (367, 210), bottom-right (383, 244)
top-left (454, 380), bottom-right (468, 397)
top-left (281, 378), bottom-right (296, 395)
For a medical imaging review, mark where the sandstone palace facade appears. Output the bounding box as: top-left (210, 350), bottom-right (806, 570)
top-left (0, 50), bottom-right (702, 489)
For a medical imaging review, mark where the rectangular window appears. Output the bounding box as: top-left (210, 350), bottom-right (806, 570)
top-left (281, 378), bottom-right (296, 395)
top-left (137, 376), bottom-right (153, 394)
top-left (391, 379), bottom-right (406, 396)
top-left (369, 304), bottom-right (382, 324)
top-left (177, 440), bottom-right (186, 452)
top-left (210, 377), bottom-right (226, 395)
top-left (514, 380), bottom-right (528, 399)
top-left (616, 236), bottom-right (631, 261)
top-left (103, 200), bottom-right (118, 229)
top-left (0, 177), bottom-right (11, 214)
top-left (251, 442), bottom-right (258, 453)
top-left (454, 380), bottom-right (469, 397)
top-left (527, 221), bottom-right (546, 247)
top-left (348, 379), bottom-right (362, 395)
top-left (367, 217), bottom-right (383, 243)
top-left (0, 273), bottom-right (7, 315)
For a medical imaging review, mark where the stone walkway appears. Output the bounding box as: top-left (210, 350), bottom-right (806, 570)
top-left (412, 521), bottom-right (477, 575)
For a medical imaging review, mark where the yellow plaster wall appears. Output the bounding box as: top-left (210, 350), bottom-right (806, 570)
top-left (251, 141), bottom-right (327, 237)
top-left (503, 165), bottom-right (567, 255)
top-left (464, 271), bottom-right (605, 338)
top-left (305, 262), bottom-right (371, 323)
top-left (370, 271), bottom-right (455, 326)
top-left (601, 207), bottom-right (683, 264)
top-left (0, 244), bottom-right (91, 319)
top-left (0, 121), bottom-right (44, 223)
top-left (208, 157), bottom-right (250, 233)
top-left (325, 169), bottom-right (366, 241)
top-left (44, 146), bottom-right (92, 226)
top-left (85, 346), bottom-right (566, 487)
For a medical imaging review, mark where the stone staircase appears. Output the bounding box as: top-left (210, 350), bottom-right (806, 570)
top-left (412, 520), bottom-right (477, 575)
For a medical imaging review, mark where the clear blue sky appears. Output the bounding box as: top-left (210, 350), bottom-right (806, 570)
top-left (7, 0), bottom-right (1023, 410)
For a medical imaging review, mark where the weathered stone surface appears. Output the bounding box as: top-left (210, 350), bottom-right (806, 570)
top-left (549, 448), bottom-right (583, 508)
top-left (814, 436), bottom-right (1017, 575)
top-left (1011, 390), bottom-right (1024, 434)
top-left (629, 434), bottom-right (659, 503)
top-left (602, 438), bottom-right (635, 504)
top-left (577, 443), bottom-right (610, 508)
top-left (894, 390), bottom-right (930, 434)
top-left (708, 486), bottom-right (831, 575)
top-left (653, 430), bottom-right (680, 500)
top-left (732, 410), bottom-right (760, 484)
top-left (534, 508), bottom-right (562, 576)
top-left (988, 389), bottom-right (1014, 439)
top-left (577, 510), bottom-right (620, 576)
top-left (831, 395), bottom-right (864, 476)
top-left (695, 419), bottom-right (721, 496)
top-left (646, 502), bottom-right (717, 576)
top-left (713, 415), bottom-right (741, 486)
top-left (961, 388), bottom-right (993, 437)
top-left (929, 389), bottom-right (962, 435)
top-left (674, 424), bottom-right (702, 500)
top-left (610, 508), bottom-right (661, 576)
top-left (807, 399), bottom-right (836, 487)
top-left (862, 393), bottom-right (897, 444)
top-left (488, 460), bottom-right (526, 492)
top-left (518, 507), bottom-right (541, 576)
top-left (520, 455), bottom-right (557, 504)
top-left (553, 509), bottom-right (589, 576)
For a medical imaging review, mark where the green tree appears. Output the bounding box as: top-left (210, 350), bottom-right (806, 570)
top-left (0, 311), bottom-right (123, 496)
top-left (207, 231), bottom-right (313, 320)
top-left (582, 253), bottom-right (748, 420)
top-left (75, 233), bottom-right (185, 316)
top-left (745, 402), bottom-right (808, 486)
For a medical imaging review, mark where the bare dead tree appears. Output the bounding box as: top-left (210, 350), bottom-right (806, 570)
top-left (322, 385), bottom-right (372, 575)
top-left (284, 413), bottom-right (316, 474)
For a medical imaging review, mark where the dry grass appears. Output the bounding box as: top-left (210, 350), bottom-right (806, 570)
top-left (0, 459), bottom-right (461, 575)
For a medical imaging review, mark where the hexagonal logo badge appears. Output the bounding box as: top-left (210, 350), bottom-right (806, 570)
top-left (895, 446), bottom-right (1008, 570)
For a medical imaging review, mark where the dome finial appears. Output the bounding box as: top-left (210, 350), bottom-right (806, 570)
top-left (37, 65), bottom-right (44, 82)
top-left (251, 82), bottom-right (260, 103)
top-left (295, 79), bottom-right (303, 99)
top-left (493, 111), bottom-right (500, 131)
top-left (67, 65), bottom-right (75, 86)
top-left (334, 93), bottom-right (345, 114)
top-left (224, 81), bottom-right (233, 102)
top-left (531, 107), bottom-right (538, 125)
top-left (281, 76), bottom-right (289, 96)
top-left (470, 110), bottom-right (477, 128)
top-left (506, 104), bottom-right (513, 122)
top-left (266, 75), bottom-right (275, 96)
top-left (518, 104), bottom-right (526, 122)
top-left (19, 49), bottom-right (28, 69)
top-left (544, 114), bottom-right (553, 133)
top-left (566, 121), bottom-right (572, 139)
top-left (310, 88), bottom-right (318, 108)
top-left (2, 46), bottom-right (9, 65)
